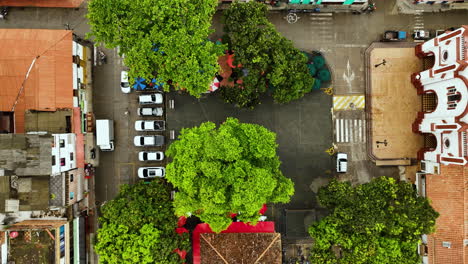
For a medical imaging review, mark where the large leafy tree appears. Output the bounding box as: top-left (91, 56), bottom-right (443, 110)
top-left (221, 1), bottom-right (315, 108)
top-left (94, 180), bottom-right (189, 264)
top-left (166, 117), bottom-right (294, 232)
top-left (309, 177), bottom-right (439, 264)
top-left (87, 0), bottom-right (224, 97)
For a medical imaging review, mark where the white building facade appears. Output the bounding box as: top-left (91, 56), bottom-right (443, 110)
top-left (412, 26), bottom-right (468, 168)
top-left (51, 133), bottom-right (77, 175)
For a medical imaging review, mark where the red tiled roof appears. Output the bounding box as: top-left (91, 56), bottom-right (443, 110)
top-left (0, 29), bottom-right (73, 133)
top-left (426, 165), bottom-right (468, 264)
top-left (0, 0), bottom-right (84, 8)
top-left (192, 222), bottom-right (276, 264)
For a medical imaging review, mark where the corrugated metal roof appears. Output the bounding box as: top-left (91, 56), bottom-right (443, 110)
top-left (0, 29), bottom-right (74, 133)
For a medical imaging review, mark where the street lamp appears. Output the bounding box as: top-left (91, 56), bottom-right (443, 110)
top-left (374, 59), bottom-right (387, 68)
top-left (376, 139), bottom-right (388, 148)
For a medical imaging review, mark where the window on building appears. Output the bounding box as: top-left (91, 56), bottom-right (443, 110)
top-left (59, 139), bottom-right (65, 148)
top-left (0, 111), bottom-right (14, 133)
top-left (442, 241), bottom-right (451, 248)
top-left (70, 152), bottom-right (74, 161)
top-left (60, 158), bottom-right (66, 166)
top-left (448, 103), bottom-right (457, 110)
top-left (448, 93), bottom-right (461, 102)
top-left (65, 116), bottom-right (71, 133)
top-left (52, 156), bottom-right (56, 166)
top-left (70, 192), bottom-right (74, 200)
top-left (442, 50), bottom-right (449, 61)
top-left (70, 174), bottom-right (74, 182)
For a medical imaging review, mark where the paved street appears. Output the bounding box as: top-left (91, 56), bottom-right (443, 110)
top-left (1, 1), bottom-right (467, 260)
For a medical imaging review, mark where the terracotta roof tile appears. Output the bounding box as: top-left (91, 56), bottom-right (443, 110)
top-left (426, 164), bottom-right (467, 264)
top-left (0, 29), bottom-right (73, 132)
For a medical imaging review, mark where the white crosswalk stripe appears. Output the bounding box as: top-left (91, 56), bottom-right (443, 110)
top-left (413, 12), bottom-right (424, 33)
top-left (335, 118), bottom-right (366, 143)
top-left (309, 13), bottom-right (334, 42)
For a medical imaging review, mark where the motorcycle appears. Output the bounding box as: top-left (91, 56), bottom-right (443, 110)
top-left (0, 7), bottom-right (8, 20)
top-left (99, 50), bottom-right (107, 64)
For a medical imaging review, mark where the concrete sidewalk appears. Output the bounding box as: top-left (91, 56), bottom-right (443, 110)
top-left (396, 0), bottom-right (452, 14)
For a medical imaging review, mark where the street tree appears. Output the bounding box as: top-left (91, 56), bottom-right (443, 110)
top-left (221, 1), bottom-right (315, 107)
top-left (308, 177), bottom-right (439, 264)
top-left (94, 180), bottom-right (189, 264)
top-left (166, 118), bottom-right (295, 232)
top-left (87, 0), bottom-right (225, 97)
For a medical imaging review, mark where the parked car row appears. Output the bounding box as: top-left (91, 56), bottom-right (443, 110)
top-left (119, 70), bottom-right (168, 179)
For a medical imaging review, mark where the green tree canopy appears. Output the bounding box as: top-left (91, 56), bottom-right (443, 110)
top-left (166, 118), bottom-right (295, 232)
top-left (94, 180), bottom-right (189, 264)
top-left (87, 0), bottom-right (225, 97)
top-left (221, 1), bottom-right (315, 108)
top-left (309, 177), bottom-right (439, 264)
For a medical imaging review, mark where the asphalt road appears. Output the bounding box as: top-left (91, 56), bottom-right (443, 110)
top-left (1, 0), bottom-right (467, 245)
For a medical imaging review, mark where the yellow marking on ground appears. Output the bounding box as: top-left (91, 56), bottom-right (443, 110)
top-left (333, 95), bottom-right (365, 110)
top-left (321, 87), bottom-right (334, 95)
top-left (325, 146), bottom-right (336, 156)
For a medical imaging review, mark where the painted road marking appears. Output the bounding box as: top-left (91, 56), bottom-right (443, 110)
top-left (342, 60), bottom-right (355, 92)
top-left (335, 118), bottom-right (366, 143)
top-left (333, 95), bottom-right (365, 110)
top-left (413, 12), bottom-right (424, 34)
top-left (309, 13), bottom-right (334, 43)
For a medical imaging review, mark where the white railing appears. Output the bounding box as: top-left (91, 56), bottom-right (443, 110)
top-left (463, 132), bottom-right (467, 157)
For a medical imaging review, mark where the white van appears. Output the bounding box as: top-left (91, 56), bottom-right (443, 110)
top-left (336, 153), bottom-right (348, 173)
top-left (96, 119), bottom-right (114, 151)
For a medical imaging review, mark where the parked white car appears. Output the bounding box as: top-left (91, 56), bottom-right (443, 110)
top-left (139, 93), bottom-right (163, 105)
top-left (134, 120), bottom-right (165, 131)
top-left (137, 107), bottom-right (163, 116)
top-left (336, 153), bottom-right (348, 173)
top-left (138, 167), bottom-right (165, 178)
top-left (138, 151), bottom-right (164, 161)
top-left (120, 71), bottom-right (131, 93)
top-left (133, 135), bottom-right (165, 147)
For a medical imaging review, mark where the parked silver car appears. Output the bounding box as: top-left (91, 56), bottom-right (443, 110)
top-left (134, 120), bottom-right (165, 131)
top-left (138, 167), bottom-right (165, 178)
top-left (137, 107), bottom-right (163, 116)
top-left (138, 151), bottom-right (164, 161)
top-left (138, 93), bottom-right (163, 105)
top-left (133, 135), bottom-right (165, 147)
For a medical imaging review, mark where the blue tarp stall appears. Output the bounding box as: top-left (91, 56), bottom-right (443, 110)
top-left (133, 77), bottom-right (147, 90)
top-left (150, 78), bottom-right (164, 90)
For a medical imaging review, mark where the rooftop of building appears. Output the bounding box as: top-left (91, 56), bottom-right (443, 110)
top-left (426, 164), bottom-right (467, 263)
top-left (24, 109), bottom-right (73, 134)
top-left (366, 42), bottom-right (424, 164)
top-left (0, 29), bottom-right (74, 133)
top-left (0, 134), bottom-right (52, 176)
top-left (193, 222), bottom-right (281, 264)
top-left (0, 176), bottom-right (50, 213)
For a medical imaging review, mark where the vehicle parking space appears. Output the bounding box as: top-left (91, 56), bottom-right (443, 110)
top-left (128, 91), bottom-right (168, 175)
top-left (94, 61), bottom-right (168, 201)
